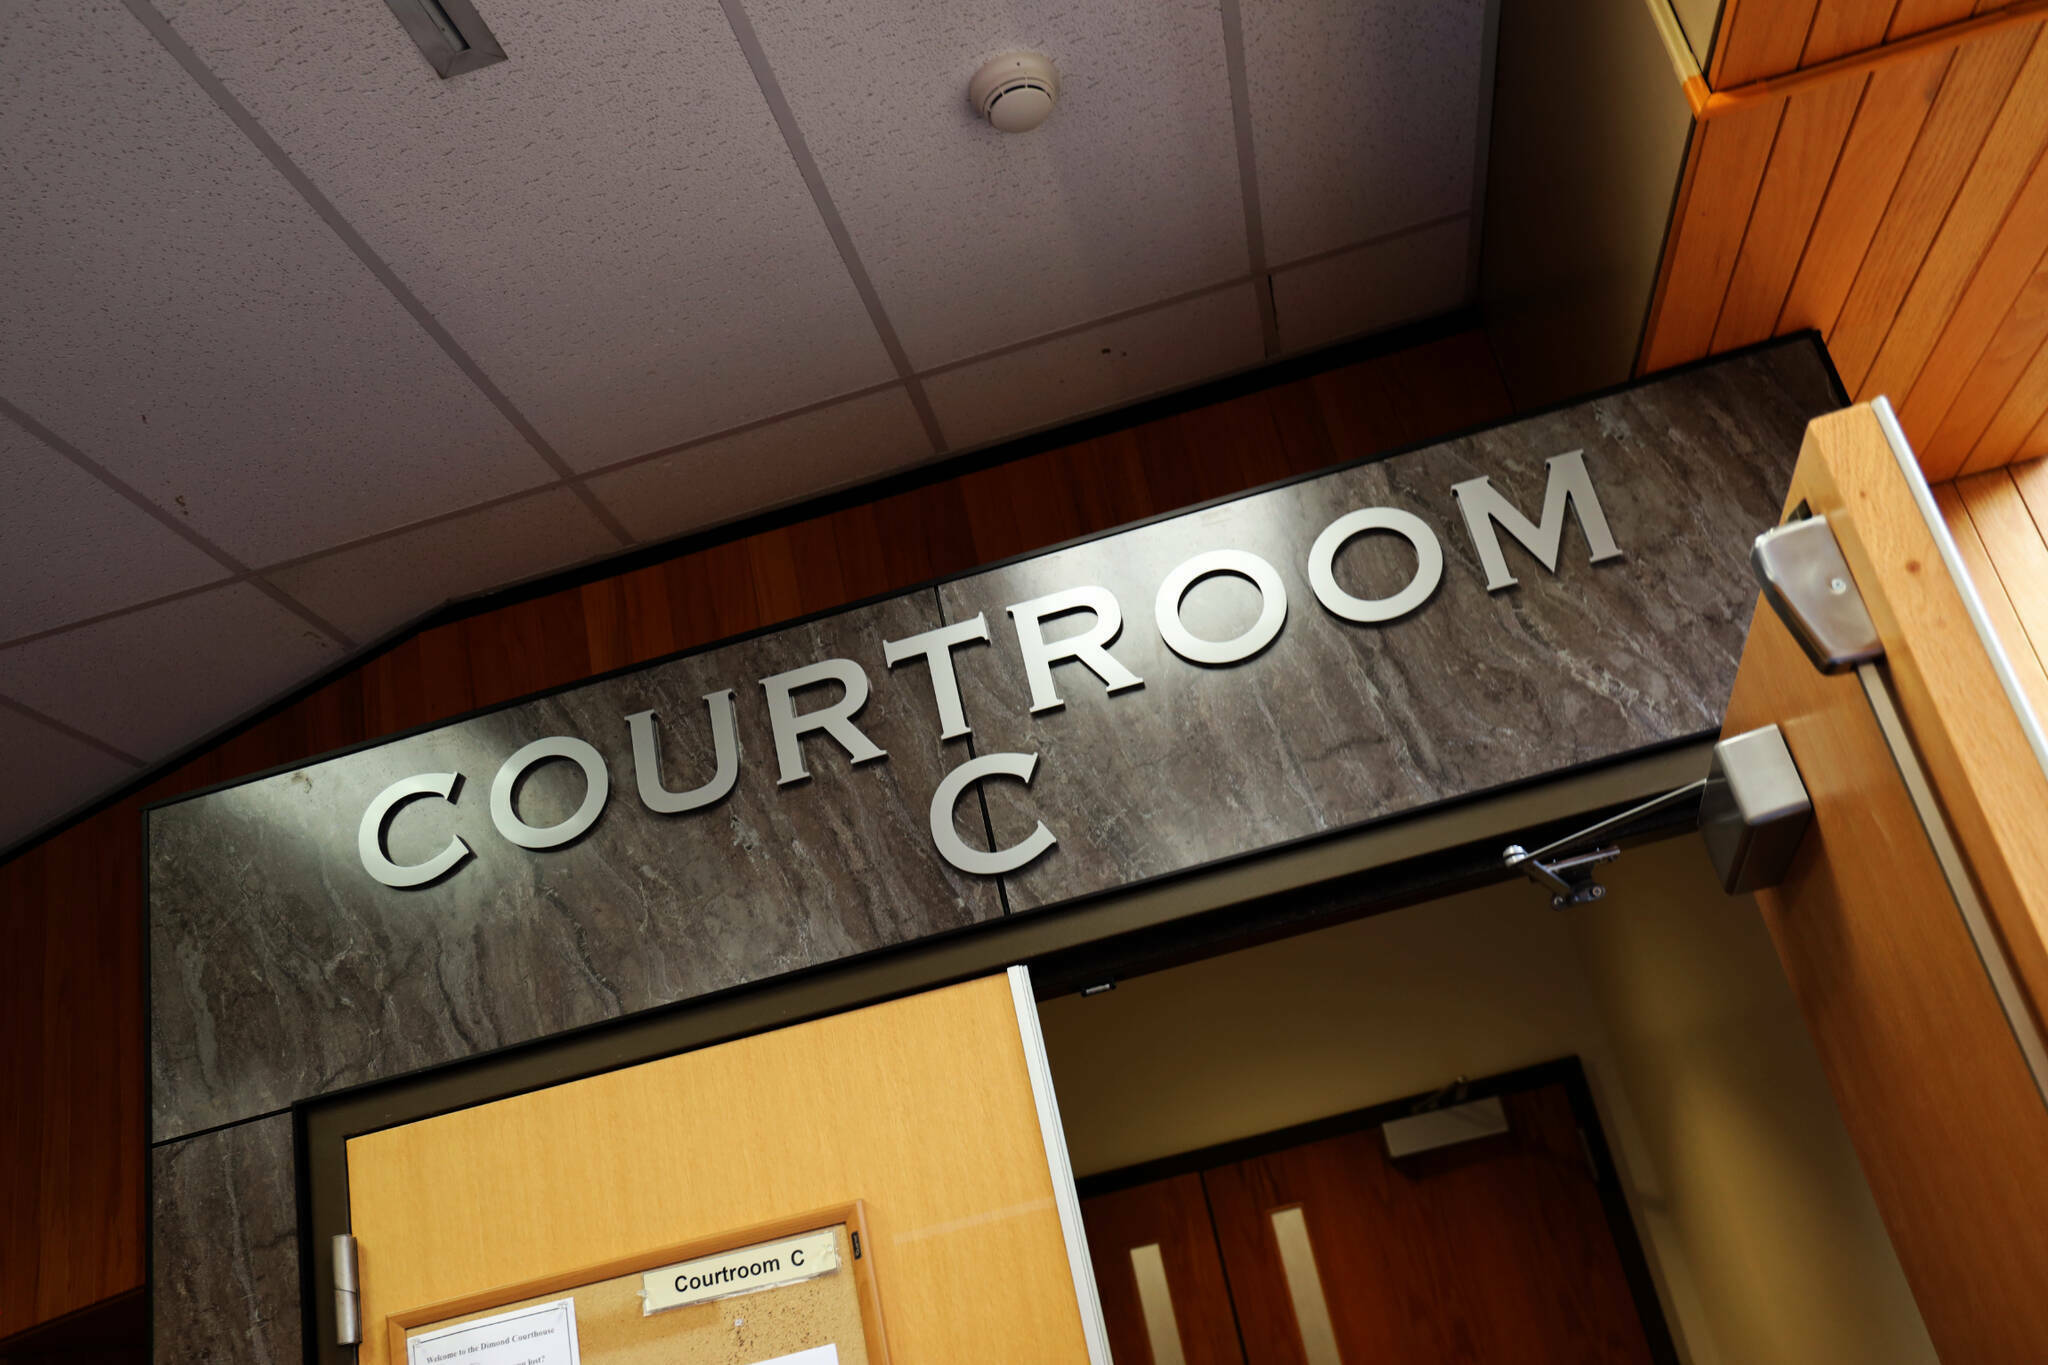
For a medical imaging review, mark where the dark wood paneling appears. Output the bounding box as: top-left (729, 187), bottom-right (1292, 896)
top-left (1201, 1085), bottom-right (1659, 1365)
top-left (0, 329), bottom-right (1511, 1339)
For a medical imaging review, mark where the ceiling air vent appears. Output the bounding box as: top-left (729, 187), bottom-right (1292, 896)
top-left (382, 0), bottom-right (506, 78)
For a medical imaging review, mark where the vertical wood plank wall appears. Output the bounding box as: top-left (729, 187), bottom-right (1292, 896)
top-left (1643, 0), bottom-right (2048, 478)
top-left (1937, 455), bottom-right (2048, 717)
top-left (0, 330), bottom-right (1513, 1341)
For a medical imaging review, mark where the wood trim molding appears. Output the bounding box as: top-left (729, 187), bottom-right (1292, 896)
top-left (1650, 0), bottom-right (2048, 120)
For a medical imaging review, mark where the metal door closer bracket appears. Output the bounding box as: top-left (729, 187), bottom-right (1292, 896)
top-left (1506, 513), bottom-right (1866, 907)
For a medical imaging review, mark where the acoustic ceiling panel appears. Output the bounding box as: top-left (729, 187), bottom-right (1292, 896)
top-left (155, 0), bottom-right (898, 471)
top-left (923, 285), bottom-right (1265, 451)
top-left (1271, 216), bottom-right (1474, 354)
top-left (1239, 0), bottom-right (1491, 265)
top-left (0, 0), bottom-right (556, 566)
top-left (0, 583), bottom-right (341, 762)
top-left (742, 0), bottom-right (1250, 369)
top-left (586, 387), bottom-right (934, 544)
top-left (0, 416), bottom-right (228, 643)
top-left (268, 488), bottom-right (624, 644)
top-left (0, 706), bottom-right (140, 848)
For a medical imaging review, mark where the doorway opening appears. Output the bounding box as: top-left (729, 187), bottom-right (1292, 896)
top-left (1041, 835), bottom-right (1939, 1365)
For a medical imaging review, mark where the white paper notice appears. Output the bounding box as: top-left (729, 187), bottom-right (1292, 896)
top-left (405, 1297), bottom-right (580, 1365)
top-left (747, 1348), bottom-right (837, 1365)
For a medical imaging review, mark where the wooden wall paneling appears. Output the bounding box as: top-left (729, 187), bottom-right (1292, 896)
top-left (1936, 476), bottom-right (2048, 720)
top-left (1643, 105), bottom-right (1788, 371)
top-left (822, 502), bottom-right (898, 605)
top-left (1078, 1174), bottom-right (1246, 1365)
top-left (742, 526), bottom-right (809, 624)
top-left (1823, 23), bottom-right (2038, 391)
top-left (1861, 30), bottom-right (2048, 426)
top-left (0, 844), bottom-right (53, 1332)
top-left (1958, 462), bottom-right (2048, 678)
top-left (1905, 169), bottom-right (2048, 471)
top-left (1967, 326), bottom-right (2048, 467)
top-left (1773, 53), bottom-right (1951, 336)
top-left (1933, 242), bottom-right (2048, 468)
top-left (1706, 0), bottom-right (1820, 87)
top-left (1711, 80), bottom-right (1863, 350)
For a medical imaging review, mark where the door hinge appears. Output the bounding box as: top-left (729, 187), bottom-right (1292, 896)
top-left (1751, 515), bottom-right (1884, 674)
top-left (333, 1233), bottom-right (361, 1347)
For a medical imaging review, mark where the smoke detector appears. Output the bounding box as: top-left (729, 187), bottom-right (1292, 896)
top-left (970, 52), bottom-right (1059, 133)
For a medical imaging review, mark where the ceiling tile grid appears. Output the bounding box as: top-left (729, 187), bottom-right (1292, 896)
top-left (586, 387), bottom-right (935, 544)
top-left (0, 582), bottom-right (341, 764)
top-left (152, 0), bottom-right (900, 472)
top-left (0, 705), bottom-right (141, 847)
top-left (740, 0), bottom-right (1252, 369)
top-left (923, 285), bottom-right (1267, 451)
top-left (0, 0), bottom-right (1502, 854)
top-left (0, 0), bottom-right (558, 567)
top-left (0, 414), bottom-right (228, 642)
top-left (1272, 216), bottom-right (1474, 354)
top-left (1240, 0), bottom-right (1491, 265)
top-left (267, 488), bottom-right (627, 644)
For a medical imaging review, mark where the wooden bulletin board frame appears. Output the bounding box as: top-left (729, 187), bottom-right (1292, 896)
top-left (385, 1201), bottom-right (890, 1365)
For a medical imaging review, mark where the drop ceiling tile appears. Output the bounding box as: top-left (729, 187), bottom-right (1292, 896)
top-left (924, 286), bottom-right (1265, 451)
top-left (268, 489), bottom-right (623, 643)
top-left (743, 0), bottom-right (1250, 368)
top-left (586, 388), bottom-right (934, 543)
top-left (1242, 0), bottom-right (1491, 264)
top-left (1271, 218), bottom-right (1472, 355)
top-left (0, 706), bottom-right (141, 850)
top-left (155, 0), bottom-right (896, 471)
top-left (0, 0), bottom-right (558, 565)
top-left (0, 584), bottom-right (342, 763)
top-left (0, 415), bottom-right (229, 642)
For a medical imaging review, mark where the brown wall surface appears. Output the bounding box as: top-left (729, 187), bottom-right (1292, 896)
top-left (0, 325), bottom-right (1513, 1340)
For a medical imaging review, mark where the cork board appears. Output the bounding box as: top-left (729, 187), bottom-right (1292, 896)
top-left (396, 1213), bottom-right (880, 1365)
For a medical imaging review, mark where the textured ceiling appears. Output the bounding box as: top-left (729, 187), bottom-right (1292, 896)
top-left (0, 0), bottom-right (1494, 849)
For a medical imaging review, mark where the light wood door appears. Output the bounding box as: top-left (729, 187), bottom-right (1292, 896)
top-left (1724, 402), bottom-right (2048, 1362)
top-left (342, 971), bottom-right (1106, 1365)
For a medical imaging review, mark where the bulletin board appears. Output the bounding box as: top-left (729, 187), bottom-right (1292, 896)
top-left (392, 1206), bottom-right (886, 1365)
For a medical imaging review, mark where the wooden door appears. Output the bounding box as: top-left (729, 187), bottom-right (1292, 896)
top-left (1722, 402), bottom-right (2048, 1362)
top-left (1199, 1085), bottom-right (1663, 1365)
top-left (1080, 1173), bottom-right (1245, 1365)
top-left (340, 970), bottom-right (1108, 1365)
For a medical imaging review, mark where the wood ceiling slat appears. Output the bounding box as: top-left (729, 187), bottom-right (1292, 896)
top-left (1924, 240), bottom-right (2048, 471)
top-left (1643, 105), bottom-right (1787, 371)
top-left (1711, 0), bottom-right (1825, 85)
top-left (1863, 28), bottom-right (2048, 425)
top-left (1713, 81), bottom-right (1865, 348)
top-left (1774, 53), bottom-right (1949, 335)
top-left (1710, 1), bottom-right (1900, 348)
top-left (1906, 135), bottom-right (2048, 470)
top-left (2015, 451), bottom-right (2048, 534)
top-left (1825, 24), bottom-right (2036, 391)
top-left (1958, 466), bottom-right (2048, 665)
top-left (1966, 332), bottom-right (2048, 466)
top-left (1885, 0), bottom-right (2001, 40)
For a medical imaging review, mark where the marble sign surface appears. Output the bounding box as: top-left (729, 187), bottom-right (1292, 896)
top-left (147, 342), bottom-right (1834, 1146)
top-left (149, 594), bottom-right (1003, 1141)
top-left (941, 345), bottom-right (1832, 909)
